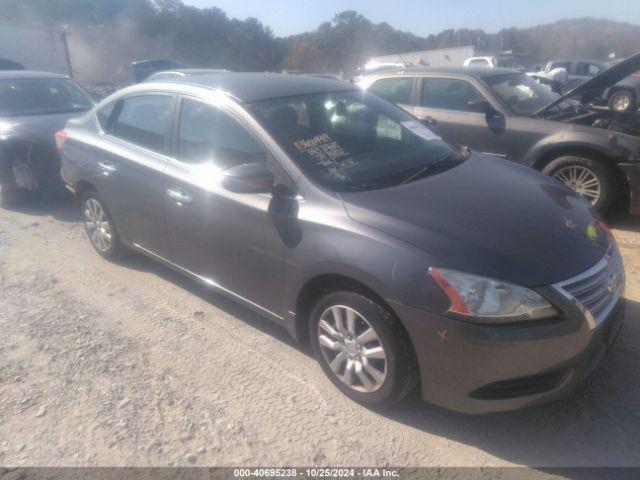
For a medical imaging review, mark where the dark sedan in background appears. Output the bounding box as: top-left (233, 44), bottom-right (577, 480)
top-left (58, 73), bottom-right (624, 413)
top-left (361, 53), bottom-right (640, 213)
top-left (0, 71), bottom-right (94, 206)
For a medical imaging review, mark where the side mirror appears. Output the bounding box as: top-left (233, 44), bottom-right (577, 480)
top-left (221, 163), bottom-right (274, 194)
top-left (467, 98), bottom-right (493, 113)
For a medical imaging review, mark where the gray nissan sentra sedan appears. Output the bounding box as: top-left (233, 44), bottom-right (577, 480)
top-left (58, 73), bottom-right (625, 413)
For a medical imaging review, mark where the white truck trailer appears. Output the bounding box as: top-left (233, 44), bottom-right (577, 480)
top-left (0, 23), bottom-right (72, 75)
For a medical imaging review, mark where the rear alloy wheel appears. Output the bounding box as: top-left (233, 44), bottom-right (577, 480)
top-left (543, 155), bottom-right (614, 212)
top-left (608, 90), bottom-right (636, 112)
top-left (309, 290), bottom-right (418, 406)
top-left (82, 191), bottom-right (124, 259)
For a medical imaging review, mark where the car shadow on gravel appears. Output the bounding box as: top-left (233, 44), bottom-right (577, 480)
top-left (114, 251), bottom-right (305, 352)
top-left (379, 298), bottom-right (640, 468)
top-left (606, 205), bottom-right (640, 233)
top-left (3, 192), bottom-right (79, 223)
top-left (115, 243), bottom-right (640, 467)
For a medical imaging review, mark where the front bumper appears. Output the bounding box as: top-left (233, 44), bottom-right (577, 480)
top-left (390, 296), bottom-right (624, 414)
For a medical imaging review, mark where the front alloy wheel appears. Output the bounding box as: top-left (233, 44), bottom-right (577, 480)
top-left (552, 165), bottom-right (602, 205)
top-left (310, 290), bottom-right (418, 406)
top-left (543, 155), bottom-right (614, 212)
top-left (317, 305), bottom-right (388, 393)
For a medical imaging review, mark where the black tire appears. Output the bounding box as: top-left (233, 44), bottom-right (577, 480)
top-left (608, 90), bottom-right (636, 112)
top-left (542, 155), bottom-right (615, 212)
top-left (309, 290), bottom-right (418, 406)
top-left (0, 180), bottom-right (26, 208)
top-left (81, 190), bottom-right (126, 260)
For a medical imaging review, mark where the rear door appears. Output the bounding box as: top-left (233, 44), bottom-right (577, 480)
top-left (162, 96), bottom-right (292, 319)
top-left (94, 93), bottom-right (175, 257)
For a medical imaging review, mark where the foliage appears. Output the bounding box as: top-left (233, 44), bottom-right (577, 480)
top-left (0, 0), bottom-right (638, 81)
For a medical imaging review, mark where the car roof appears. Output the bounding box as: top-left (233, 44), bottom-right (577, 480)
top-left (547, 59), bottom-right (605, 64)
top-left (147, 69), bottom-right (229, 80)
top-left (0, 70), bottom-right (70, 80)
top-left (163, 72), bottom-right (356, 103)
top-left (160, 69), bottom-right (227, 75)
top-left (365, 66), bottom-right (520, 79)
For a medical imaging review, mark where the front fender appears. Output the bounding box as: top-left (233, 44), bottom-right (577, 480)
top-left (283, 217), bottom-right (450, 341)
top-left (523, 132), bottom-right (622, 169)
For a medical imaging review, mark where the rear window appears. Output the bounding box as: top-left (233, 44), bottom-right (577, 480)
top-left (368, 77), bottom-right (414, 105)
top-left (112, 95), bottom-right (173, 153)
top-left (0, 78), bottom-right (94, 116)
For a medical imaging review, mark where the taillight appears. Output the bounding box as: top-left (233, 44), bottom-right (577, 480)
top-left (54, 130), bottom-right (68, 152)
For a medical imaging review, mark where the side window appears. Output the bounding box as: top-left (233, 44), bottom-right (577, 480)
top-left (96, 101), bottom-right (115, 131)
top-left (112, 95), bottom-right (173, 153)
top-left (421, 78), bottom-right (483, 111)
top-left (368, 77), bottom-right (414, 105)
top-left (576, 62), bottom-right (604, 77)
top-left (178, 98), bottom-right (267, 168)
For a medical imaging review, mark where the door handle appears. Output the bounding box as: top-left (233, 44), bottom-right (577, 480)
top-left (167, 188), bottom-right (192, 205)
top-left (98, 161), bottom-right (116, 175)
top-left (421, 116), bottom-right (437, 126)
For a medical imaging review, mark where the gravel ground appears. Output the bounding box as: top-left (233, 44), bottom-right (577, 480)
top-left (0, 197), bottom-right (639, 469)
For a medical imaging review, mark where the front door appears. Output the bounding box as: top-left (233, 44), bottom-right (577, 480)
top-left (410, 76), bottom-right (514, 158)
top-left (163, 97), bottom-right (291, 319)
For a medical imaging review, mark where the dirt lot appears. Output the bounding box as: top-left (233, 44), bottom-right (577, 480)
top-left (0, 197), bottom-right (639, 469)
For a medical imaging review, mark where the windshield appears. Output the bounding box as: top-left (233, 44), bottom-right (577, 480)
top-left (484, 73), bottom-right (560, 116)
top-left (0, 78), bottom-right (94, 116)
top-left (249, 90), bottom-right (464, 192)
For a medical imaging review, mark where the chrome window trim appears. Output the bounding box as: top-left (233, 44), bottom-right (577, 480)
top-left (132, 243), bottom-right (284, 321)
top-left (104, 134), bottom-right (175, 164)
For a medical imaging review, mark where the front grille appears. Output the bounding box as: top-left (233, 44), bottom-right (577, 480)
top-left (553, 247), bottom-right (625, 329)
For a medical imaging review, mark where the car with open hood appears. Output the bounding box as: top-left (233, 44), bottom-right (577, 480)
top-left (0, 71), bottom-right (95, 206)
top-left (361, 53), bottom-right (640, 213)
top-left (59, 73), bottom-right (624, 413)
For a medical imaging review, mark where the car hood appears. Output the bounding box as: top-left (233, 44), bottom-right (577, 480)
top-left (0, 111), bottom-right (86, 145)
top-left (339, 154), bottom-right (611, 287)
top-left (534, 51), bottom-right (640, 116)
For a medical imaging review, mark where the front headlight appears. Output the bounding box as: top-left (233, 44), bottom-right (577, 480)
top-left (429, 267), bottom-right (558, 323)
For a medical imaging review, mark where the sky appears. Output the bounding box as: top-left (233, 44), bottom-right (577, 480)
top-left (183, 0), bottom-right (640, 37)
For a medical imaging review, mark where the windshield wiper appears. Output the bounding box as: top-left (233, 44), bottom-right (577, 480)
top-left (399, 153), bottom-right (455, 186)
